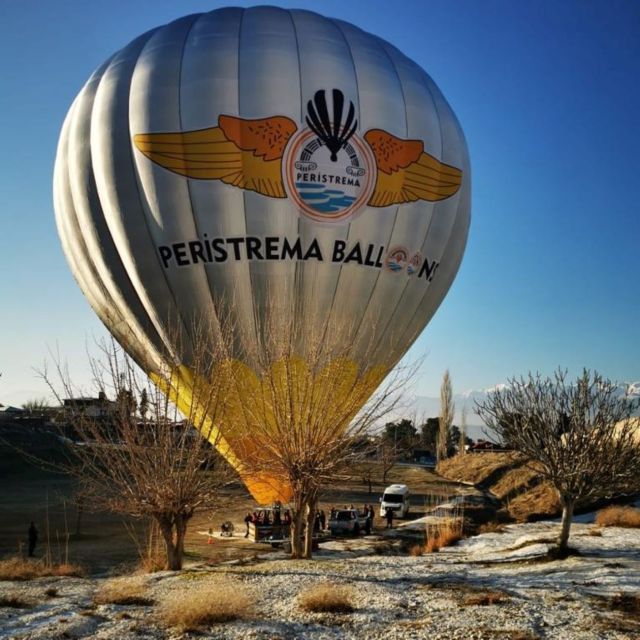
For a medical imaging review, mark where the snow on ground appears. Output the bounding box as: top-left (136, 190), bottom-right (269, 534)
top-left (1, 519), bottom-right (639, 639)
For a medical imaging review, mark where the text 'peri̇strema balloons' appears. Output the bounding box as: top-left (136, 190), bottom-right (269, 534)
top-left (53, 6), bottom-right (470, 503)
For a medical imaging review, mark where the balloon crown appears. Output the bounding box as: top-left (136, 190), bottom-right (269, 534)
top-left (305, 89), bottom-right (358, 162)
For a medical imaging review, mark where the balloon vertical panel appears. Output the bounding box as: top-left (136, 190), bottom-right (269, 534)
top-left (67, 63), bottom-right (165, 371)
top-left (348, 44), bottom-right (441, 364)
top-left (325, 19), bottom-right (408, 361)
top-left (90, 29), bottom-right (184, 360)
top-left (237, 7), bottom-right (301, 354)
top-left (289, 10), bottom-right (360, 351)
top-left (178, 8), bottom-right (257, 363)
top-left (129, 16), bottom-right (223, 352)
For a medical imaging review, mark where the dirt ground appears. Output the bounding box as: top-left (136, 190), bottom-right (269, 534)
top-left (0, 436), bottom-right (462, 574)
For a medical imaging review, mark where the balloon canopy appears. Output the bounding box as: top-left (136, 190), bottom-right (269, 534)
top-left (53, 6), bottom-right (471, 503)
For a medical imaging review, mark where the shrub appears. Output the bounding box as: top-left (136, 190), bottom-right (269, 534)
top-left (608, 593), bottom-right (640, 614)
top-left (0, 558), bottom-right (40, 581)
top-left (462, 591), bottom-right (510, 606)
top-left (0, 593), bottom-right (32, 609)
top-left (299, 582), bottom-right (355, 613)
top-left (160, 581), bottom-right (251, 630)
top-left (94, 578), bottom-right (153, 606)
top-left (478, 521), bottom-right (506, 534)
top-left (138, 551), bottom-right (166, 574)
top-left (409, 544), bottom-right (423, 557)
top-left (424, 519), bottom-right (463, 553)
top-left (0, 557), bottom-right (84, 581)
top-left (595, 506), bottom-right (640, 528)
top-left (53, 563), bottom-right (84, 577)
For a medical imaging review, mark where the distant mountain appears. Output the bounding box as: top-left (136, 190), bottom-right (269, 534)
top-left (625, 382), bottom-right (640, 399)
top-left (408, 381), bottom-right (640, 441)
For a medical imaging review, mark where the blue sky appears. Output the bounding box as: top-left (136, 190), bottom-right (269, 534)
top-left (0, 0), bottom-right (638, 407)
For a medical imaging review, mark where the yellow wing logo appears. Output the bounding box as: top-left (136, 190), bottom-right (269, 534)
top-left (133, 90), bottom-right (463, 221)
top-left (134, 115), bottom-right (297, 199)
top-left (364, 130), bottom-right (462, 207)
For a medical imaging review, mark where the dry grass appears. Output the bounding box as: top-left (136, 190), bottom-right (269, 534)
top-left (476, 628), bottom-right (538, 640)
top-left (0, 593), bottom-right (32, 609)
top-left (491, 464), bottom-right (542, 500)
top-left (588, 528), bottom-right (603, 537)
top-left (478, 521), bottom-right (507, 534)
top-left (138, 551), bottom-right (167, 573)
top-left (607, 592), bottom-right (640, 614)
top-left (462, 590), bottom-right (510, 606)
top-left (409, 544), bottom-right (424, 557)
top-left (424, 515), bottom-right (464, 553)
top-left (298, 582), bottom-right (355, 613)
top-left (595, 506), bottom-right (640, 528)
top-left (94, 577), bottom-right (154, 606)
top-left (54, 563), bottom-right (84, 577)
top-left (160, 581), bottom-right (252, 630)
top-left (437, 452), bottom-right (522, 485)
top-left (592, 591), bottom-right (640, 635)
top-left (0, 557), bottom-right (84, 581)
top-left (507, 481), bottom-right (560, 521)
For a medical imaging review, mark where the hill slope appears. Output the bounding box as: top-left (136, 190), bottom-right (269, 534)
top-left (437, 453), bottom-right (560, 521)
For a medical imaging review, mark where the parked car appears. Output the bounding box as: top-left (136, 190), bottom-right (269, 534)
top-left (328, 509), bottom-right (371, 536)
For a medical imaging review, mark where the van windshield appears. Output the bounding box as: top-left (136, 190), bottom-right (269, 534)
top-left (382, 494), bottom-right (403, 503)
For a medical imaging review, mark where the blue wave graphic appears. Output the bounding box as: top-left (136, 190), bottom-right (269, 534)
top-left (296, 182), bottom-right (356, 214)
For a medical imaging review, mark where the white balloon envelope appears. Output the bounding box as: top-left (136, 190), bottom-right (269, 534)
top-left (54, 7), bottom-right (470, 502)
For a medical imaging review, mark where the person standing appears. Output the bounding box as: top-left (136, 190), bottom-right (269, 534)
top-left (28, 522), bottom-right (38, 557)
top-left (368, 504), bottom-right (375, 526)
top-left (244, 512), bottom-right (253, 538)
top-left (385, 507), bottom-right (394, 529)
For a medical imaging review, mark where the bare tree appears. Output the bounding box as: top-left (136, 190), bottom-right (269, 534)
top-left (438, 370), bottom-right (455, 462)
top-left (377, 438), bottom-right (402, 485)
top-left (219, 303), bottom-right (414, 559)
top-left (42, 337), bottom-right (232, 571)
top-left (476, 369), bottom-right (640, 554)
top-left (21, 397), bottom-right (50, 413)
top-left (459, 406), bottom-right (468, 455)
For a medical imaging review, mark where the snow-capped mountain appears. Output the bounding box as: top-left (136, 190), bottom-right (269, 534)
top-left (408, 381), bottom-right (640, 439)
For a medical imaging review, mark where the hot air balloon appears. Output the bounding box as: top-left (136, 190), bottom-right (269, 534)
top-left (53, 6), bottom-right (470, 505)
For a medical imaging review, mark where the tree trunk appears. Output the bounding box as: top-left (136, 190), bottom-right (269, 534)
top-left (557, 497), bottom-right (575, 552)
top-left (304, 496), bottom-right (318, 559)
top-left (157, 517), bottom-right (185, 571)
top-left (173, 516), bottom-right (188, 570)
top-left (74, 498), bottom-right (84, 537)
top-left (290, 504), bottom-right (305, 559)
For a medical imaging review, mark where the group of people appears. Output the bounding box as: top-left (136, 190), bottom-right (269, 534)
top-left (243, 501), bottom-right (292, 537)
top-left (328, 504), bottom-right (377, 523)
top-left (241, 501), bottom-right (398, 539)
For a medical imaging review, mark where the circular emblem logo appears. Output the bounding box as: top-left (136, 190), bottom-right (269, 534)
top-left (283, 128), bottom-right (376, 224)
top-left (384, 246), bottom-right (410, 272)
top-left (407, 252), bottom-right (423, 276)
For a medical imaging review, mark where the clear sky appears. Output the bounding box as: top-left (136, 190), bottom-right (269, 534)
top-left (0, 0), bottom-right (638, 407)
